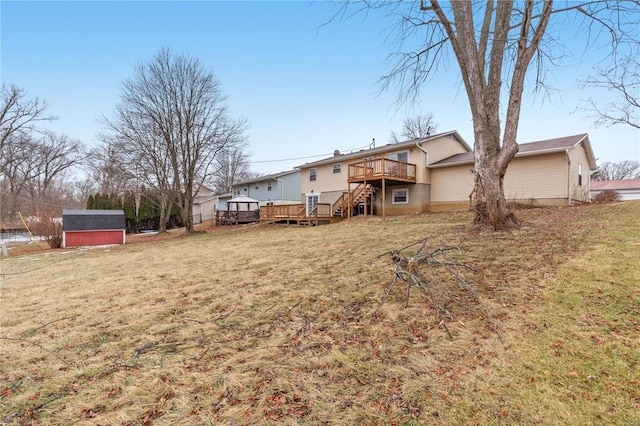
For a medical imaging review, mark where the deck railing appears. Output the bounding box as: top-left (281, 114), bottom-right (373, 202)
top-left (260, 204), bottom-right (306, 220)
top-left (348, 158), bottom-right (416, 182)
top-left (261, 203), bottom-right (339, 225)
top-left (215, 209), bottom-right (261, 225)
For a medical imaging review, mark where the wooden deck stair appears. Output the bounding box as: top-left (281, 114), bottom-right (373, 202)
top-left (331, 184), bottom-right (374, 217)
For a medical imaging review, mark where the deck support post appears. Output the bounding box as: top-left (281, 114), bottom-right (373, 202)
top-left (347, 182), bottom-right (351, 221)
top-left (363, 180), bottom-right (367, 222)
top-left (382, 178), bottom-right (386, 221)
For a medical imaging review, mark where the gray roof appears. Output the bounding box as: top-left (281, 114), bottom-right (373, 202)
top-left (296, 130), bottom-right (470, 169)
top-left (233, 170), bottom-right (299, 186)
top-left (62, 209), bottom-right (125, 231)
top-left (63, 209), bottom-right (124, 216)
top-left (429, 134), bottom-right (597, 169)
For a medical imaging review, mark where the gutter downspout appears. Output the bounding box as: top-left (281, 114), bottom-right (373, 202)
top-left (415, 140), bottom-right (429, 166)
top-left (273, 177), bottom-right (284, 203)
top-left (566, 149), bottom-right (572, 206)
top-left (416, 140), bottom-right (431, 211)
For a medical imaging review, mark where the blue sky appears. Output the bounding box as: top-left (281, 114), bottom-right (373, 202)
top-left (2, 1), bottom-right (638, 176)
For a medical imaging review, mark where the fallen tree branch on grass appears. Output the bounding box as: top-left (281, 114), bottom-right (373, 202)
top-left (378, 237), bottom-right (502, 341)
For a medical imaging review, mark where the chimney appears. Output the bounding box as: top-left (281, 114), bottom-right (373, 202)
top-left (334, 149), bottom-right (340, 157)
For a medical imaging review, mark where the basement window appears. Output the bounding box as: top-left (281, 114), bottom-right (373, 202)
top-left (392, 188), bottom-right (408, 204)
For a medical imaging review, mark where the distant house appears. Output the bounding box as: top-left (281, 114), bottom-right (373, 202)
top-left (192, 185), bottom-right (217, 224)
top-left (590, 179), bottom-right (640, 201)
top-left (231, 170), bottom-right (301, 206)
top-left (295, 132), bottom-right (597, 217)
top-left (62, 210), bottom-right (126, 248)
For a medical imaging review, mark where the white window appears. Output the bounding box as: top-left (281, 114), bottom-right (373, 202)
top-left (388, 152), bottom-right (409, 163)
top-left (578, 163), bottom-right (583, 186)
top-left (392, 188), bottom-right (408, 204)
top-left (309, 168), bottom-right (317, 181)
top-left (333, 163), bottom-right (341, 174)
top-left (267, 183), bottom-right (272, 192)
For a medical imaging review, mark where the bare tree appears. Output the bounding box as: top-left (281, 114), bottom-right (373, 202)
top-left (592, 160), bottom-right (640, 181)
top-left (102, 47), bottom-right (248, 233)
top-left (389, 112), bottom-right (438, 143)
top-left (28, 132), bottom-right (86, 198)
top-left (0, 84), bottom-right (55, 151)
top-left (0, 131), bottom-right (84, 221)
top-left (582, 52), bottom-right (639, 129)
top-left (210, 145), bottom-right (253, 194)
top-left (85, 144), bottom-right (133, 195)
top-left (335, 1), bottom-right (639, 230)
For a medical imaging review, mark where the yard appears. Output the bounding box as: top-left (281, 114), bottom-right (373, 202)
top-left (1, 202), bottom-right (639, 425)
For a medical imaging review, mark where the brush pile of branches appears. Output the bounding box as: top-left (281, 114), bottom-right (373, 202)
top-left (379, 237), bottom-right (499, 340)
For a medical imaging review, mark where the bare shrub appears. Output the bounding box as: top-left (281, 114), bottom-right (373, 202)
top-left (591, 190), bottom-right (621, 203)
top-left (29, 218), bottom-right (63, 248)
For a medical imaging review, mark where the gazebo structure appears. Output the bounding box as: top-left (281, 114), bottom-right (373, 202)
top-left (215, 195), bottom-right (260, 225)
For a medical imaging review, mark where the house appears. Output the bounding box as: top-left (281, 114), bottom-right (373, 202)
top-left (62, 209), bottom-right (126, 248)
top-left (295, 132), bottom-right (597, 217)
top-left (192, 185), bottom-right (218, 224)
top-left (231, 170), bottom-right (301, 206)
top-left (429, 133), bottom-right (597, 210)
top-left (590, 179), bottom-right (640, 201)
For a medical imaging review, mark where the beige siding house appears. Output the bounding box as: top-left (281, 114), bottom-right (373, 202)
top-left (296, 132), bottom-right (597, 217)
top-left (298, 131), bottom-right (470, 217)
top-left (429, 134), bottom-right (597, 209)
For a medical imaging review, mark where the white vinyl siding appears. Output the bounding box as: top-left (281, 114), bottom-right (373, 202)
top-left (430, 166), bottom-right (475, 202)
top-left (504, 153), bottom-right (568, 200)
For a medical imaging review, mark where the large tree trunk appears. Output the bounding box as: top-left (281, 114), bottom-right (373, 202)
top-left (471, 126), bottom-right (519, 231)
top-left (157, 193), bottom-right (170, 233)
top-left (472, 159), bottom-right (518, 230)
top-left (182, 190), bottom-right (194, 234)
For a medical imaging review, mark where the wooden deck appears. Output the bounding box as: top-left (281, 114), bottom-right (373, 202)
top-left (348, 158), bottom-right (416, 184)
top-left (260, 203), bottom-right (344, 226)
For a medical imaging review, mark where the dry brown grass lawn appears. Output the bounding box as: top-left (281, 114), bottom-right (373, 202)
top-left (1, 202), bottom-right (638, 425)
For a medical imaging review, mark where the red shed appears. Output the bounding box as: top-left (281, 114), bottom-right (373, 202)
top-left (62, 209), bottom-right (126, 248)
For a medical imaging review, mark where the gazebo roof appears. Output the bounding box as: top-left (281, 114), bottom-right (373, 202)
top-left (227, 195), bottom-right (259, 203)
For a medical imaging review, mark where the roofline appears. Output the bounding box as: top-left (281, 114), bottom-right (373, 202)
top-left (429, 134), bottom-right (598, 169)
top-left (573, 134), bottom-right (598, 170)
top-left (233, 169), bottom-right (299, 186)
top-left (63, 209), bottom-right (125, 215)
top-left (296, 130), bottom-right (470, 169)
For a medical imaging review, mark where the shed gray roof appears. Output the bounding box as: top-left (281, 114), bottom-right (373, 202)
top-left (429, 134), bottom-right (597, 169)
top-left (62, 209), bottom-right (125, 231)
